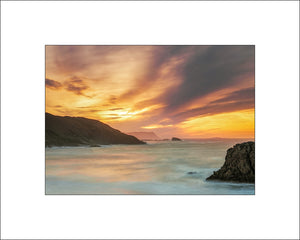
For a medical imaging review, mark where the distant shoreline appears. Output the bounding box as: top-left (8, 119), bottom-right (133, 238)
top-left (45, 138), bottom-right (255, 149)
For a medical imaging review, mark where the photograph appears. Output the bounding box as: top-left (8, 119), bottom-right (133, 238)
top-left (45, 45), bottom-right (255, 195)
top-left (2, 0), bottom-right (299, 238)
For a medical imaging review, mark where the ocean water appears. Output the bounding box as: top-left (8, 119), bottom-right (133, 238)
top-left (45, 140), bottom-right (255, 195)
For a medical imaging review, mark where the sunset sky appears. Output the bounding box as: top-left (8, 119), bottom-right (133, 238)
top-left (46, 45), bottom-right (254, 139)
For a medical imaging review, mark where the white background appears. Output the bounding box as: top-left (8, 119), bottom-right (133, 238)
top-left (1, 1), bottom-right (299, 239)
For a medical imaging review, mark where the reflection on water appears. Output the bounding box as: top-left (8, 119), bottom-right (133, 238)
top-left (46, 140), bottom-right (255, 194)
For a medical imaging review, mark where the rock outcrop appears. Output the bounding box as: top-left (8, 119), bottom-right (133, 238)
top-left (45, 112), bottom-right (145, 147)
top-left (206, 141), bottom-right (255, 183)
top-left (172, 137), bottom-right (182, 141)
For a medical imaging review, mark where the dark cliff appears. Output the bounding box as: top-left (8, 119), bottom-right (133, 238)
top-left (45, 113), bottom-right (145, 147)
top-left (206, 141), bottom-right (255, 183)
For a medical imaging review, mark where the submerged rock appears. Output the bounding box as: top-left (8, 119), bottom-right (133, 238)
top-left (187, 171), bottom-right (197, 175)
top-left (206, 141), bottom-right (255, 183)
top-left (172, 137), bottom-right (182, 141)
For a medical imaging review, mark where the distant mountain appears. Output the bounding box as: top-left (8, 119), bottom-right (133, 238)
top-left (127, 132), bottom-right (160, 140)
top-left (45, 113), bottom-right (145, 147)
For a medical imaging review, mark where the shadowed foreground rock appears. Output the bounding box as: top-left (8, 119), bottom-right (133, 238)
top-left (206, 141), bottom-right (255, 183)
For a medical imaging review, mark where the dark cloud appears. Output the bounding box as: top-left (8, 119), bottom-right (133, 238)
top-left (46, 76), bottom-right (90, 96)
top-left (162, 46), bottom-right (254, 113)
top-left (109, 108), bottom-right (124, 111)
top-left (45, 78), bottom-right (62, 89)
top-left (65, 84), bottom-right (88, 95)
top-left (64, 77), bottom-right (89, 96)
top-left (211, 87), bottom-right (254, 104)
top-left (171, 99), bottom-right (254, 124)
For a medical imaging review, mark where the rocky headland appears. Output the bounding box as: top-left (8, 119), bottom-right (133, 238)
top-left (45, 112), bottom-right (145, 147)
top-left (206, 141), bottom-right (255, 183)
top-left (172, 137), bottom-right (182, 141)
top-left (127, 131), bottom-right (160, 141)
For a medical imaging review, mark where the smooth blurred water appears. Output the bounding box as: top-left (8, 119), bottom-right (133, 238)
top-left (45, 140), bottom-right (255, 194)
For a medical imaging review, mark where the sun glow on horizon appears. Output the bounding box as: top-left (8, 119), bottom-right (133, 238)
top-left (180, 109), bottom-right (255, 138)
top-left (142, 124), bottom-right (174, 129)
top-left (97, 107), bottom-right (153, 121)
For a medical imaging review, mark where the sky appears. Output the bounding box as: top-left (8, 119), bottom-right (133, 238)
top-left (46, 45), bottom-right (254, 139)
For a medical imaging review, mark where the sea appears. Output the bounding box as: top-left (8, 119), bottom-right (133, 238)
top-left (45, 139), bottom-right (255, 195)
